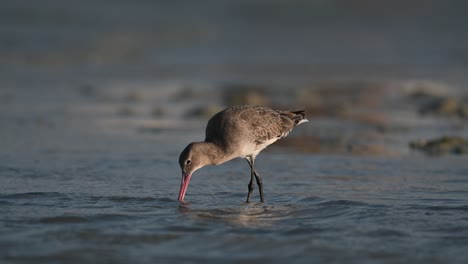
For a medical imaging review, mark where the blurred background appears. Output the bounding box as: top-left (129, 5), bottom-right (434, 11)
top-left (2, 0), bottom-right (468, 78)
top-left (2, 0), bottom-right (468, 71)
top-left (2, 0), bottom-right (468, 157)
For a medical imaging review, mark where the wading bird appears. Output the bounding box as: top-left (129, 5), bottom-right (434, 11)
top-left (178, 105), bottom-right (307, 202)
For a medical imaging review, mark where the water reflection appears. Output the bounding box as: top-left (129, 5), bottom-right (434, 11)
top-left (178, 202), bottom-right (297, 228)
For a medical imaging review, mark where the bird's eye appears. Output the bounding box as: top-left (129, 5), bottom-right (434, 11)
top-left (186, 159), bottom-right (191, 165)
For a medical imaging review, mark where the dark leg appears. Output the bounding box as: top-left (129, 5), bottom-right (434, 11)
top-left (254, 170), bottom-right (264, 202)
top-left (246, 157), bottom-right (255, 203)
top-left (246, 157), bottom-right (264, 203)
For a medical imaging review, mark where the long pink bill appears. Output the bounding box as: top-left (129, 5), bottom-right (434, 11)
top-left (178, 173), bottom-right (192, 201)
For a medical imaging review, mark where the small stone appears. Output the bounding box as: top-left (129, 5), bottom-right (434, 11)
top-left (409, 136), bottom-right (468, 155)
top-left (117, 106), bottom-right (135, 117)
top-left (436, 98), bottom-right (459, 116)
top-left (458, 102), bottom-right (468, 118)
top-left (123, 90), bottom-right (143, 102)
top-left (151, 106), bottom-right (166, 118)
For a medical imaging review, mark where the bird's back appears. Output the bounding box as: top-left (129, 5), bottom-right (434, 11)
top-left (205, 105), bottom-right (307, 157)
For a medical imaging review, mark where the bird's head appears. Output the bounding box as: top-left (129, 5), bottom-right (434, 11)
top-left (178, 142), bottom-right (210, 201)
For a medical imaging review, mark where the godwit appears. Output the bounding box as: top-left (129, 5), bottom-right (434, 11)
top-left (178, 105), bottom-right (307, 202)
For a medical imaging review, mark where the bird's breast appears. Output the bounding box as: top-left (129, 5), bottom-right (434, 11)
top-left (236, 137), bottom-right (278, 158)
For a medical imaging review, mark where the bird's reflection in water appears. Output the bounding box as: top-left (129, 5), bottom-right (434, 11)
top-left (178, 202), bottom-right (294, 228)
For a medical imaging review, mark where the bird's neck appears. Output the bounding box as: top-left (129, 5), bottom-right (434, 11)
top-left (199, 141), bottom-right (234, 166)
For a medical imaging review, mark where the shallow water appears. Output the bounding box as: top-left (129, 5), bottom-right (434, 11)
top-left (1, 72), bottom-right (468, 264)
top-left (1, 147), bottom-right (468, 263)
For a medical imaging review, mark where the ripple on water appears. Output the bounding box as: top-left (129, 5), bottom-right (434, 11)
top-left (177, 198), bottom-right (376, 230)
top-left (0, 192), bottom-right (73, 208)
top-left (180, 203), bottom-right (296, 228)
top-left (37, 216), bottom-right (89, 224)
top-left (84, 195), bottom-right (166, 203)
top-left (283, 226), bottom-right (327, 235)
top-left (34, 213), bottom-right (139, 225)
top-left (107, 196), bottom-right (158, 202)
top-left (0, 192), bottom-right (178, 212)
top-left (358, 228), bottom-right (409, 238)
top-left (165, 225), bottom-right (208, 232)
top-left (71, 195), bottom-right (179, 212)
top-left (286, 199), bottom-right (371, 222)
top-left (409, 205), bottom-right (468, 211)
top-left (318, 200), bottom-right (369, 207)
top-left (0, 192), bottom-right (70, 200)
top-left (297, 196), bottom-right (323, 203)
top-left (31, 229), bottom-right (180, 246)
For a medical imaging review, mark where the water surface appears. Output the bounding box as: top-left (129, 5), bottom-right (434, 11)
top-left (1, 148), bottom-right (468, 263)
